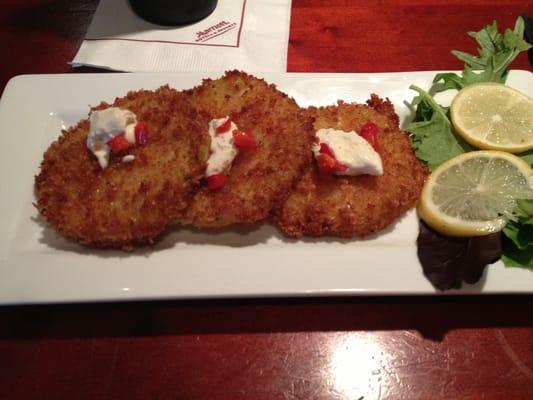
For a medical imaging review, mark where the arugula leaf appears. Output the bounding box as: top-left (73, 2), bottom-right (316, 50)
top-left (501, 249), bottom-right (533, 269)
top-left (502, 199), bottom-right (533, 268)
top-left (432, 17), bottom-right (532, 91)
top-left (406, 85), bottom-right (473, 171)
top-left (519, 149), bottom-right (533, 166)
top-left (503, 221), bottom-right (533, 249)
top-left (501, 239), bottom-right (533, 269)
top-left (517, 199), bottom-right (533, 216)
top-left (431, 73), bottom-right (464, 92)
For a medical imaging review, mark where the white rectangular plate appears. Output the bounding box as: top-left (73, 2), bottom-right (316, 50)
top-left (1, 71), bottom-right (532, 304)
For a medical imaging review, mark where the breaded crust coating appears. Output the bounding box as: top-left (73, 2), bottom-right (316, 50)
top-left (183, 71), bottom-right (313, 228)
top-left (275, 95), bottom-right (428, 238)
top-left (35, 86), bottom-right (210, 249)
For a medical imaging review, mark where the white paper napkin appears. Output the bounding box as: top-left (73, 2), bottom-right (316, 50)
top-left (71, 0), bottom-right (292, 72)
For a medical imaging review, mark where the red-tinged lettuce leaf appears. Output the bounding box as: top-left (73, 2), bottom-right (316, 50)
top-left (417, 220), bottom-right (502, 290)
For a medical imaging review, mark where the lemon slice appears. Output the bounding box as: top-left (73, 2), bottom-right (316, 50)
top-left (450, 83), bottom-right (533, 153)
top-left (418, 151), bottom-right (533, 237)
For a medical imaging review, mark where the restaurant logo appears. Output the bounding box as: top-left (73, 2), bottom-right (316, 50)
top-left (196, 20), bottom-right (237, 43)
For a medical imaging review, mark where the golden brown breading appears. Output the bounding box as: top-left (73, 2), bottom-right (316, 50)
top-left (184, 70), bottom-right (284, 116)
top-left (35, 86), bottom-right (210, 249)
top-left (183, 71), bottom-right (313, 228)
top-left (275, 95), bottom-right (428, 238)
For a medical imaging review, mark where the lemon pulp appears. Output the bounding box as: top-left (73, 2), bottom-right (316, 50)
top-left (418, 150), bottom-right (533, 236)
top-left (451, 83), bottom-right (533, 153)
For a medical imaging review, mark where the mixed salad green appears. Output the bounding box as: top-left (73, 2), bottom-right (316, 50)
top-left (406, 16), bottom-right (533, 270)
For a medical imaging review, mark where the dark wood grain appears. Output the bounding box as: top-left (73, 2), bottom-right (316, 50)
top-left (1, 1), bottom-right (533, 399)
top-left (288, 0), bottom-right (532, 72)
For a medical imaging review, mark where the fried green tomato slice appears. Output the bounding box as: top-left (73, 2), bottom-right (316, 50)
top-left (275, 95), bottom-right (429, 238)
top-left (183, 71), bottom-right (313, 228)
top-left (35, 86), bottom-right (210, 249)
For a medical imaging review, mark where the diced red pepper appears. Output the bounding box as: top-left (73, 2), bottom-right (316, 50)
top-left (107, 134), bottom-right (130, 153)
top-left (358, 121), bottom-right (379, 151)
top-left (232, 130), bottom-right (257, 151)
top-left (216, 117), bottom-right (232, 134)
top-left (316, 153), bottom-right (347, 174)
top-left (134, 121), bottom-right (149, 145)
top-left (334, 160), bottom-right (348, 173)
top-left (319, 143), bottom-right (335, 158)
top-left (317, 143), bottom-right (347, 174)
top-left (207, 173), bottom-right (227, 190)
top-left (316, 153), bottom-right (336, 173)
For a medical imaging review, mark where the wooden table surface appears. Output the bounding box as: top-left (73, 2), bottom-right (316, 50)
top-left (1, 1), bottom-right (533, 399)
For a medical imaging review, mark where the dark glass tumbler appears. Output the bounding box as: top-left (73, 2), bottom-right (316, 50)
top-left (129, 0), bottom-right (218, 26)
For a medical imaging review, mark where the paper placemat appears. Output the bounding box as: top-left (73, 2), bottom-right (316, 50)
top-left (71, 0), bottom-right (292, 72)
